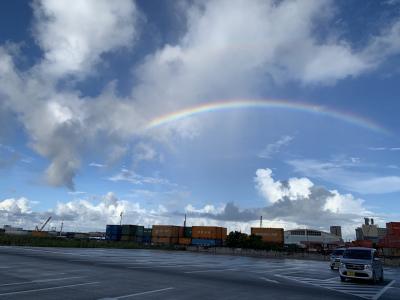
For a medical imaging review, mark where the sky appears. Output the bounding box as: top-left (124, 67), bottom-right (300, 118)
top-left (1, 0), bottom-right (400, 239)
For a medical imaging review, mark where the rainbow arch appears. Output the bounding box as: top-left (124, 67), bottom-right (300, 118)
top-left (145, 99), bottom-right (389, 135)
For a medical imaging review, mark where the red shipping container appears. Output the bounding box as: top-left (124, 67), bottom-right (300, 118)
top-left (386, 222), bottom-right (400, 236)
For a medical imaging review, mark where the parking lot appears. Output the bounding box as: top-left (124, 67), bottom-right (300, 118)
top-left (0, 246), bottom-right (399, 299)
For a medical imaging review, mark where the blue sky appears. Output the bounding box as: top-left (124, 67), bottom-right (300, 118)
top-left (0, 0), bottom-right (400, 237)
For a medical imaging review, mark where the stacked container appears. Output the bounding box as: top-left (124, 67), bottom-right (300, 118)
top-left (143, 228), bottom-right (152, 244)
top-left (106, 225), bottom-right (122, 241)
top-left (191, 226), bottom-right (227, 246)
top-left (121, 225), bottom-right (144, 242)
top-left (251, 228), bottom-right (284, 245)
top-left (379, 222), bottom-right (400, 254)
top-left (178, 226), bottom-right (192, 245)
top-left (152, 225), bottom-right (180, 245)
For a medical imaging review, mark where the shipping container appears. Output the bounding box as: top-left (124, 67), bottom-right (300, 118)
top-left (387, 222), bottom-right (400, 237)
top-left (120, 235), bottom-right (143, 243)
top-left (178, 237), bottom-right (192, 245)
top-left (106, 225), bottom-right (122, 235)
top-left (251, 227), bottom-right (284, 244)
top-left (192, 226), bottom-right (227, 240)
top-left (152, 236), bottom-right (179, 245)
top-left (184, 227), bottom-right (192, 238)
top-left (382, 247), bottom-right (400, 257)
top-left (32, 231), bottom-right (49, 238)
top-left (121, 225), bottom-right (144, 236)
top-left (143, 228), bottom-right (152, 236)
top-left (142, 235), bottom-right (152, 244)
top-left (352, 240), bottom-right (373, 248)
top-left (191, 238), bottom-right (223, 247)
top-left (106, 234), bottom-right (121, 241)
top-left (152, 225), bottom-right (180, 238)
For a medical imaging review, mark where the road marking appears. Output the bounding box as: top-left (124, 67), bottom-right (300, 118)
top-left (252, 267), bottom-right (300, 274)
top-left (184, 268), bottom-right (237, 274)
top-left (276, 274), bottom-right (392, 300)
top-left (259, 277), bottom-right (279, 284)
top-left (0, 281), bottom-right (99, 297)
top-left (0, 276), bottom-right (84, 287)
top-left (99, 287), bottom-right (175, 299)
top-left (373, 280), bottom-right (395, 300)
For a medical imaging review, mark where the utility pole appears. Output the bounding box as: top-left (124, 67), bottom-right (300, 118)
top-left (60, 221), bottom-right (64, 237)
top-left (184, 214), bottom-right (187, 228)
top-left (260, 216), bottom-right (263, 228)
top-left (119, 211), bottom-right (123, 226)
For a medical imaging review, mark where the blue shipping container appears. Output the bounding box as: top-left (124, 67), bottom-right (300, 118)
top-left (191, 239), bottom-right (222, 247)
top-left (106, 225), bottom-right (122, 235)
top-left (106, 234), bottom-right (121, 241)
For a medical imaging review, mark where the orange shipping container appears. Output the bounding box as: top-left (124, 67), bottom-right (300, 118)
top-left (192, 226), bottom-right (227, 239)
top-left (251, 228), bottom-right (284, 244)
top-left (32, 231), bottom-right (49, 238)
top-left (178, 237), bottom-right (191, 245)
top-left (152, 225), bottom-right (180, 238)
top-left (152, 237), bottom-right (179, 245)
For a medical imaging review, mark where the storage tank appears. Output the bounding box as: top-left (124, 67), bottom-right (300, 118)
top-left (251, 227), bottom-right (284, 244)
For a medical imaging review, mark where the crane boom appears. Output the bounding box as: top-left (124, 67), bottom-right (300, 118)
top-left (37, 216), bottom-right (52, 231)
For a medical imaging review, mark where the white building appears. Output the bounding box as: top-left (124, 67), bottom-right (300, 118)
top-left (284, 229), bottom-right (342, 246)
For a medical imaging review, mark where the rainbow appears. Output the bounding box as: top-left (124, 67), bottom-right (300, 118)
top-left (145, 99), bottom-right (389, 135)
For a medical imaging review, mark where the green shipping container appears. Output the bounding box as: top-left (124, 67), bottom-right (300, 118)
top-left (121, 225), bottom-right (144, 236)
top-left (143, 228), bottom-right (152, 236)
top-left (184, 227), bottom-right (192, 238)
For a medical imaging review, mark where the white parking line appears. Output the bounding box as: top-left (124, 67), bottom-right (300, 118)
top-left (373, 280), bottom-right (395, 300)
top-left (99, 287), bottom-right (175, 299)
top-left (276, 274), bottom-right (393, 300)
top-left (0, 281), bottom-right (99, 297)
top-left (184, 268), bottom-right (238, 274)
top-left (0, 276), bottom-right (84, 287)
top-left (259, 277), bottom-right (280, 284)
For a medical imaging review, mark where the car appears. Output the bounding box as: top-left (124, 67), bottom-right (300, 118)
top-left (330, 247), bottom-right (345, 270)
top-left (339, 247), bottom-right (384, 283)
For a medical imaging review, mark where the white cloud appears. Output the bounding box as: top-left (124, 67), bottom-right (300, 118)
top-left (108, 168), bottom-right (172, 186)
top-left (2, 0), bottom-right (400, 190)
top-left (324, 190), bottom-right (367, 215)
top-left (89, 162), bottom-right (105, 168)
top-left (288, 158), bottom-right (400, 194)
top-left (255, 168), bottom-right (313, 203)
top-left (259, 135), bottom-right (293, 159)
top-left (33, 0), bottom-right (138, 78)
top-left (0, 197), bottom-right (31, 214)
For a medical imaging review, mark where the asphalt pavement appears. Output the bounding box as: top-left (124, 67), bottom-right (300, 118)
top-left (0, 246), bottom-right (399, 299)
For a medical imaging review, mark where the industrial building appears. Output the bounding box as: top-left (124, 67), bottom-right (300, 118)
top-left (284, 229), bottom-right (342, 249)
top-left (329, 226), bottom-right (342, 238)
top-left (355, 217), bottom-right (387, 244)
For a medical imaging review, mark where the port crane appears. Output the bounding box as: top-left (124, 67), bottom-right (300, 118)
top-left (35, 216), bottom-right (52, 231)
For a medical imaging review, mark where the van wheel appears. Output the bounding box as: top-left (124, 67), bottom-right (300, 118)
top-left (372, 272), bottom-right (377, 284)
top-left (340, 276), bottom-right (346, 282)
top-left (330, 266), bottom-right (334, 270)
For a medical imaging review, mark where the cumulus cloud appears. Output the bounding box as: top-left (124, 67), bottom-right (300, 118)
top-left (182, 168), bottom-right (371, 238)
top-left (0, 193), bottom-right (172, 232)
top-left (255, 168), bottom-right (313, 203)
top-left (2, 0), bottom-right (400, 190)
top-left (32, 0), bottom-right (138, 78)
